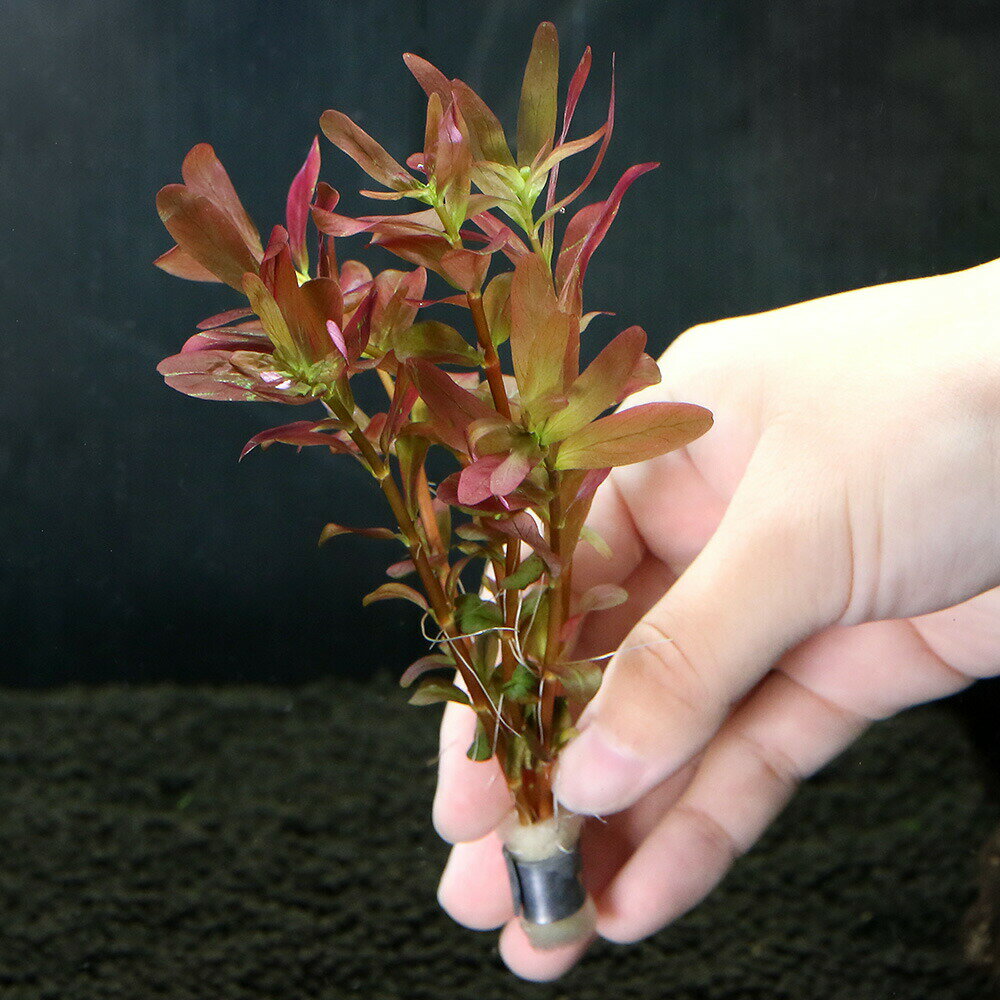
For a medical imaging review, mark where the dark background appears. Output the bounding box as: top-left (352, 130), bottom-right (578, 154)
top-left (2, 0), bottom-right (999, 686)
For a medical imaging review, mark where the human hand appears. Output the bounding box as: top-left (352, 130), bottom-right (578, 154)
top-left (433, 258), bottom-right (1000, 980)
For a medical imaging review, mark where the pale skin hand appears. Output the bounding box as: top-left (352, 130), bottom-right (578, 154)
top-left (432, 258), bottom-right (1000, 981)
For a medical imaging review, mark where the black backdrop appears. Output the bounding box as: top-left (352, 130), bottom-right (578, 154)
top-left (2, 0), bottom-right (999, 686)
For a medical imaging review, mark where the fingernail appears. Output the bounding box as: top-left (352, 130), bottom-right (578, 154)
top-left (553, 724), bottom-right (647, 816)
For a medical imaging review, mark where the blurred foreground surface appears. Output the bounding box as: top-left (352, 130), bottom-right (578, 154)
top-left (0, 677), bottom-right (995, 999)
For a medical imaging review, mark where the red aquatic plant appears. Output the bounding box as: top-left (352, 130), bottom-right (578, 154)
top-left (155, 22), bottom-right (711, 844)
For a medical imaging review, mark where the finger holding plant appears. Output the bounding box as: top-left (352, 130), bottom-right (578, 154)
top-left (154, 21), bottom-right (712, 955)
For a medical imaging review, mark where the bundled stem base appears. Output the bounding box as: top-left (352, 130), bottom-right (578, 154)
top-left (500, 811), bottom-right (595, 949)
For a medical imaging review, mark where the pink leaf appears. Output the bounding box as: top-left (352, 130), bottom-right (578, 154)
top-left (320, 109), bottom-right (415, 192)
top-left (153, 244), bottom-right (221, 283)
top-left (197, 305), bottom-right (255, 330)
top-left (240, 419), bottom-right (355, 459)
top-left (156, 184), bottom-right (261, 290)
top-left (157, 350), bottom-right (308, 405)
top-left (285, 136), bottom-right (321, 274)
top-left (180, 143), bottom-right (263, 257)
top-left (556, 162), bottom-right (658, 311)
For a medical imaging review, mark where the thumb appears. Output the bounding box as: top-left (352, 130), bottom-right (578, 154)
top-left (554, 435), bottom-right (848, 816)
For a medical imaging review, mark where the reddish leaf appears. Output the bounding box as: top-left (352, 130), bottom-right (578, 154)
top-left (371, 268), bottom-right (426, 349)
top-left (407, 359), bottom-right (497, 453)
top-left (372, 233), bottom-right (453, 276)
top-left (286, 136), bottom-right (321, 274)
top-left (314, 181), bottom-right (340, 278)
top-left (509, 255), bottom-right (572, 417)
top-left (320, 109), bottom-right (415, 192)
top-left (340, 259), bottom-right (372, 295)
top-left (490, 511), bottom-right (561, 575)
top-left (318, 521), bottom-right (398, 545)
top-left (156, 184), bottom-right (261, 290)
top-left (490, 447), bottom-right (536, 498)
top-left (434, 471), bottom-right (534, 514)
top-left (382, 374), bottom-right (419, 448)
top-left (556, 162), bottom-right (659, 311)
top-left (555, 401), bottom-right (714, 470)
top-left (535, 125), bottom-right (606, 177)
top-left (470, 211), bottom-right (530, 264)
top-left (402, 53), bottom-right (451, 101)
top-left (438, 246), bottom-right (492, 292)
top-left (542, 59), bottom-right (616, 225)
top-left (451, 78), bottom-right (516, 167)
top-left (517, 22), bottom-right (559, 168)
top-left (386, 558), bottom-right (416, 579)
top-left (241, 419), bottom-right (355, 459)
top-left (362, 582), bottom-right (429, 611)
top-left (157, 350), bottom-right (308, 404)
top-left (540, 326), bottom-right (654, 442)
top-left (180, 143), bottom-right (263, 257)
top-left (555, 202), bottom-right (603, 294)
top-left (398, 653), bottom-right (453, 688)
top-left (197, 305), bottom-right (255, 330)
top-left (181, 327), bottom-right (271, 354)
top-left (457, 453), bottom-right (507, 506)
top-left (434, 100), bottom-right (473, 225)
top-left (421, 92), bottom-right (444, 179)
top-left (153, 244), bottom-right (220, 283)
top-left (268, 237), bottom-right (341, 361)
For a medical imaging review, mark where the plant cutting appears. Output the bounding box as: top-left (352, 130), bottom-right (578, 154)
top-left (153, 21), bottom-right (712, 948)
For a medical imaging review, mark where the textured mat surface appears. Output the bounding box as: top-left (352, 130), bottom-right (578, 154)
top-left (0, 678), bottom-right (995, 999)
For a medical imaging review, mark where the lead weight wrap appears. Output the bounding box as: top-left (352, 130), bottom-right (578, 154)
top-left (499, 812), bottom-right (594, 948)
top-left (502, 841), bottom-right (587, 925)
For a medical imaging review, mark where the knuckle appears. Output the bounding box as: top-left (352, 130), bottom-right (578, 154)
top-left (613, 617), bottom-right (721, 731)
top-left (672, 803), bottom-right (740, 866)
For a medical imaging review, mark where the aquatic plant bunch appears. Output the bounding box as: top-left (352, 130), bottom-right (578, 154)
top-left (153, 22), bottom-right (712, 947)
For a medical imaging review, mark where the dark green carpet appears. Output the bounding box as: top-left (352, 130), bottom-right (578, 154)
top-left (0, 678), bottom-right (995, 999)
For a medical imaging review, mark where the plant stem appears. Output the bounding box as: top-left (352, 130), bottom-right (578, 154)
top-left (326, 395), bottom-right (521, 789)
top-left (466, 291), bottom-right (511, 420)
top-left (533, 464), bottom-right (567, 821)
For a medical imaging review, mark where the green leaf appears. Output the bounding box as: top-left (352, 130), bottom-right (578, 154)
top-left (500, 553), bottom-right (545, 590)
top-left (517, 22), bottom-right (559, 168)
top-left (362, 582), bottom-right (429, 611)
top-left (408, 677), bottom-right (471, 707)
top-left (393, 321), bottom-right (481, 366)
top-left (482, 271), bottom-right (513, 347)
top-left (501, 662), bottom-right (539, 702)
top-left (577, 583), bottom-right (629, 615)
top-left (452, 79), bottom-right (516, 167)
top-left (466, 718), bottom-right (494, 761)
top-left (242, 273), bottom-right (298, 361)
top-left (580, 524), bottom-right (612, 559)
top-left (554, 402), bottom-right (714, 470)
top-left (455, 592), bottom-right (504, 634)
top-left (555, 660), bottom-right (603, 704)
